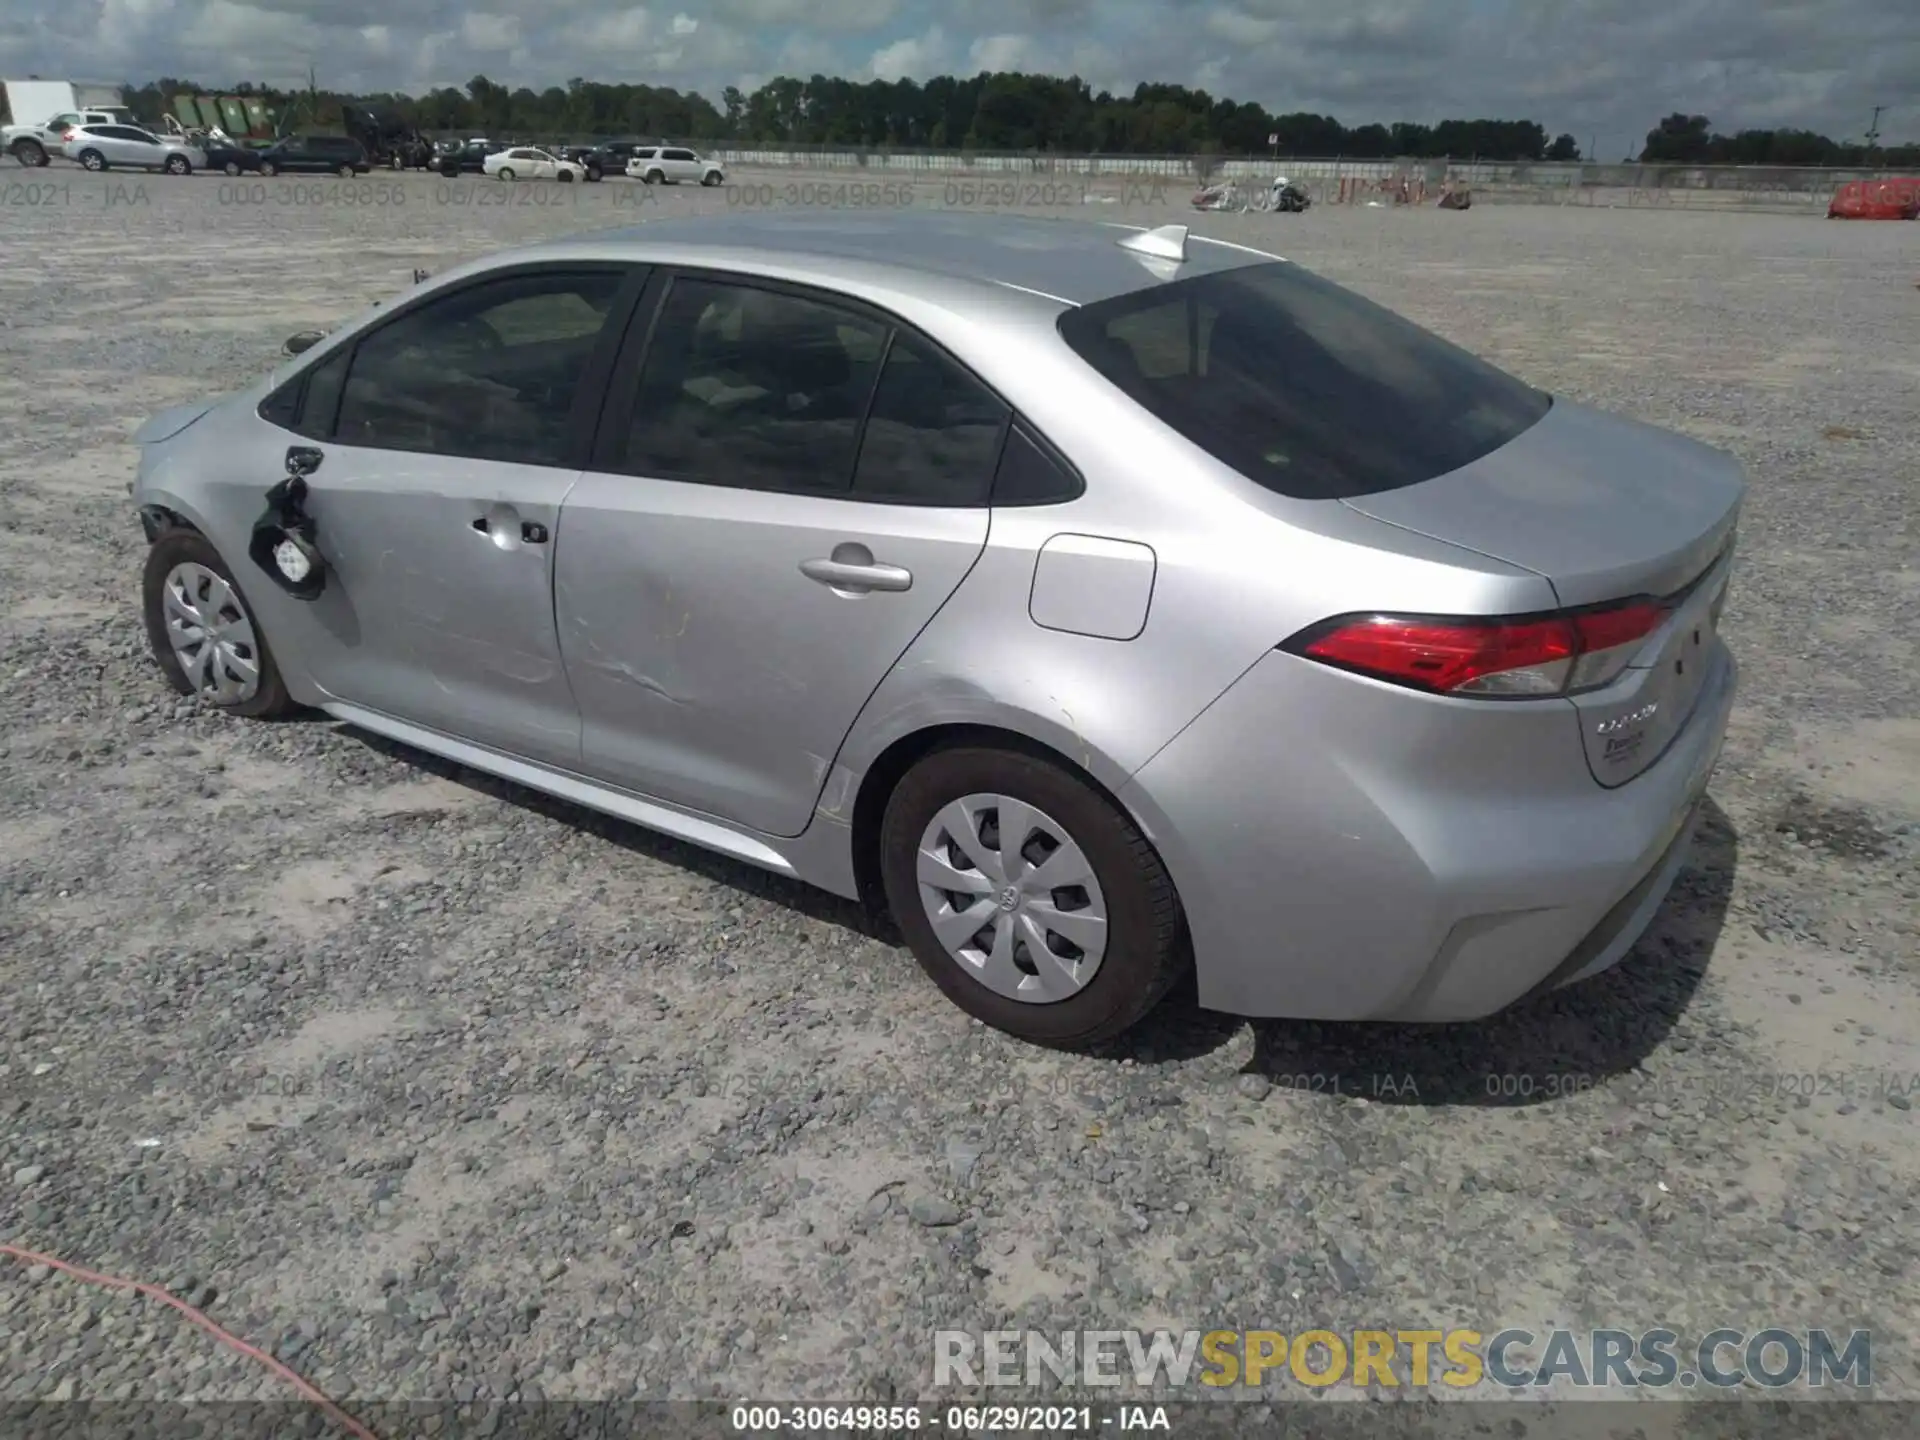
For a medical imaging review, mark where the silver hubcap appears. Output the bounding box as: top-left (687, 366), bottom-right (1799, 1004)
top-left (916, 793), bottom-right (1109, 1003)
top-left (162, 562), bottom-right (260, 704)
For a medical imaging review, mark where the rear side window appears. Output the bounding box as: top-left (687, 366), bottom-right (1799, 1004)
top-left (620, 278), bottom-right (886, 494)
top-left (852, 334), bottom-right (1010, 505)
top-left (992, 424), bottom-right (1081, 505)
top-left (1057, 261), bottom-right (1550, 500)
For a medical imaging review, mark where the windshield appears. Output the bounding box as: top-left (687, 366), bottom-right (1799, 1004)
top-left (1056, 260), bottom-right (1551, 500)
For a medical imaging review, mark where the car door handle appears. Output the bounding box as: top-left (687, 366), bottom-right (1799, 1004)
top-left (799, 557), bottom-right (912, 592)
top-left (472, 516), bottom-right (548, 543)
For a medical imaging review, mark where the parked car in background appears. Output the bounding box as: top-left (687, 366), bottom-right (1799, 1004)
top-left (256, 134), bottom-right (371, 177)
top-left (625, 144), bottom-right (723, 185)
top-left (6, 107), bottom-right (133, 166)
top-left (126, 212), bottom-right (1742, 1048)
top-left (436, 138), bottom-right (507, 176)
top-left (561, 139), bottom-right (650, 180)
top-left (483, 146), bottom-right (586, 182)
top-left (62, 123), bottom-right (206, 174)
top-left (203, 141), bottom-right (264, 176)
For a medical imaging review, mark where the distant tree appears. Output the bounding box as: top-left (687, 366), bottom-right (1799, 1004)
top-left (1546, 133), bottom-right (1581, 161)
top-left (1639, 113), bottom-right (1714, 162)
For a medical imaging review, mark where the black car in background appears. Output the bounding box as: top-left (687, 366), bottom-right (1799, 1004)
top-left (551, 140), bottom-right (648, 181)
top-left (203, 142), bottom-right (264, 176)
top-left (256, 134), bottom-right (372, 177)
top-left (435, 138), bottom-right (508, 176)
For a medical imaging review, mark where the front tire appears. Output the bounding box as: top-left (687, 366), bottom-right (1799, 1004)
top-left (141, 529), bottom-right (296, 719)
top-left (224, 159), bottom-right (242, 177)
top-left (260, 159), bottom-right (279, 177)
top-left (12, 140), bottom-right (48, 166)
top-left (165, 154), bottom-right (191, 175)
top-left (701, 171), bottom-right (721, 186)
top-left (879, 746), bottom-right (1188, 1048)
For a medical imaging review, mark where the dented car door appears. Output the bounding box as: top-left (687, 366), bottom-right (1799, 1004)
top-left (262, 264), bottom-right (645, 767)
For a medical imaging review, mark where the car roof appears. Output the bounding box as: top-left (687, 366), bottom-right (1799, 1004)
top-left (513, 211), bottom-right (1281, 311)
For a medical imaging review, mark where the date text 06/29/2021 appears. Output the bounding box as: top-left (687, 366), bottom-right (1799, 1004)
top-left (729, 1405), bottom-right (1157, 1432)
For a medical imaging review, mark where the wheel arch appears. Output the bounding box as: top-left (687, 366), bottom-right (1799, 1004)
top-left (843, 720), bottom-right (1155, 917)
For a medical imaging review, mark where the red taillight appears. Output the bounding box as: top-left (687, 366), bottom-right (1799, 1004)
top-left (1287, 599), bottom-right (1666, 698)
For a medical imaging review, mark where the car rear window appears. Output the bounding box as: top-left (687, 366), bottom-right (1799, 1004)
top-left (1056, 260), bottom-right (1551, 500)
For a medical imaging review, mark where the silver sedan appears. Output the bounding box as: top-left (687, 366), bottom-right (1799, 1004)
top-left (128, 212), bottom-right (1741, 1047)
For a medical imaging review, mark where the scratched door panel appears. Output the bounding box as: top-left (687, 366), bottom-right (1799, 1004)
top-left (300, 448), bottom-right (584, 768)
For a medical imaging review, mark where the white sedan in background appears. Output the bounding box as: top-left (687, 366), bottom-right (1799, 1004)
top-left (483, 147), bottom-right (585, 182)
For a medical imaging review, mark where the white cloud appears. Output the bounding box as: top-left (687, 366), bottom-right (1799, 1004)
top-left (967, 33), bottom-right (1031, 72)
top-left (460, 12), bottom-right (520, 50)
top-left (670, 12), bottom-right (697, 34)
top-left (870, 25), bottom-right (947, 81)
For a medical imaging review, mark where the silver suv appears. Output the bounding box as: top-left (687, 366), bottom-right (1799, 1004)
top-left (624, 145), bottom-right (723, 186)
top-left (62, 123), bottom-right (206, 174)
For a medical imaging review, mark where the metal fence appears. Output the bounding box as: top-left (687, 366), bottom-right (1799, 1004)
top-left (695, 145), bottom-right (1904, 199)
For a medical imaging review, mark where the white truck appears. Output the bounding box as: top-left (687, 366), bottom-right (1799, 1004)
top-left (4, 79), bottom-right (135, 166)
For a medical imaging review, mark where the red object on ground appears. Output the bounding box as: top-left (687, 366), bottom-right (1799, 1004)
top-left (1828, 178), bottom-right (1920, 219)
top-left (1, 1242), bottom-right (379, 1439)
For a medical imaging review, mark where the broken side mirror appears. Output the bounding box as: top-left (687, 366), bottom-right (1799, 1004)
top-left (283, 329), bottom-right (325, 357)
top-left (248, 471), bottom-right (327, 600)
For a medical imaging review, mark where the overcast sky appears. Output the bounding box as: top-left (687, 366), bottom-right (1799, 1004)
top-left (2, 0), bottom-right (1914, 150)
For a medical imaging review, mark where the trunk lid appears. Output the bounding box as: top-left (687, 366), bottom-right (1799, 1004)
top-left (1340, 398), bottom-right (1744, 787)
top-left (1338, 398), bottom-right (1744, 609)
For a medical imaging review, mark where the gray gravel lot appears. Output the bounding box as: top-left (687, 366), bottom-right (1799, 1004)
top-left (2, 166), bottom-right (1919, 1426)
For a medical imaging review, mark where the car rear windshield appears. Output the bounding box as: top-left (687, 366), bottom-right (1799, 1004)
top-left (1056, 259), bottom-right (1551, 500)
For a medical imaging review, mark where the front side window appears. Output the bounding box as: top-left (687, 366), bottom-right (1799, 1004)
top-left (620, 278), bottom-right (886, 494)
top-left (294, 348), bottom-right (351, 440)
top-left (334, 269), bottom-right (627, 465)
top-left (852, 334), bottom-right (1010, 505)
top-left (1058, 261), bottom-right (1551, 501)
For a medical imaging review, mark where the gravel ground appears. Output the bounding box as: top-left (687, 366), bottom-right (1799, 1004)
top-left (2, 167), bottom-right (1919, 1427)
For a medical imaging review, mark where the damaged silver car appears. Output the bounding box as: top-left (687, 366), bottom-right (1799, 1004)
top-left (131, 212), bottom-right (1741, 1047)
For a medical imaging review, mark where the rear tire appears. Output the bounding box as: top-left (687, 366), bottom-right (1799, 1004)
top-left (79, 149), bottom-right (106, 171)
top-left (338, 163), bottom-right (355, 178)
top-left (879, 745), bottom-right (1189, 1048)
top-left (497, 167), bottom-right (514, 181)
top-left (643, 168), bottom-right (663, 185)
top-left (141, 529), bottom-right (297, 719)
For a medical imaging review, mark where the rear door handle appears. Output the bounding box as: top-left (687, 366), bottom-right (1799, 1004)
top-left (799, 557), bottom-right (912, 593)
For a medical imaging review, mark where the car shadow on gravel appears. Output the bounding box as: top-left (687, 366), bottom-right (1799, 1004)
top-left (1232, 796), bottom-right (1739, 1108)
top-left (341, 728), bottom-right (902, 941)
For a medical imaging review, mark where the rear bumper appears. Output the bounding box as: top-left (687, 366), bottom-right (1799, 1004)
top-left (1119, 639), bottom-right (1736, 1022)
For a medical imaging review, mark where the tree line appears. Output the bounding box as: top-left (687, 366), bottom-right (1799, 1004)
top-left (1638, 113), bottom-right (1919, 168)
top-left (105, 73), bottom-right (1917, 167)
